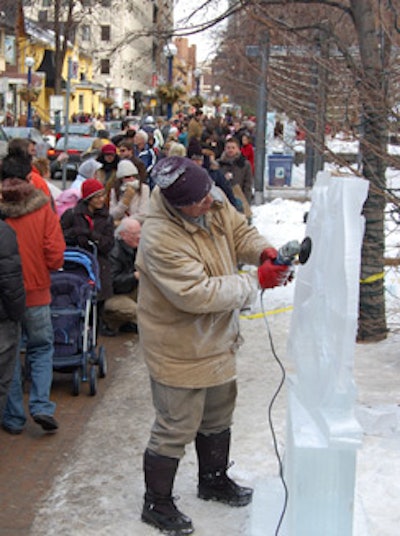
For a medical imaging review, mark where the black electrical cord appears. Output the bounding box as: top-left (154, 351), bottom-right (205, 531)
top-left (260, 289), bottom-right (289, 536)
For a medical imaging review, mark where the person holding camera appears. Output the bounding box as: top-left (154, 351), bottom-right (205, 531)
top-left (109, 160), bottom-right (150, 225)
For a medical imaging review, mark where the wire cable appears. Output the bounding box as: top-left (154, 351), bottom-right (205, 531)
top-left (260, 289), bottom-right (289, 536)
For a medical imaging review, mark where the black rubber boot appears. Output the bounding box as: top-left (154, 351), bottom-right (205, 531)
top-left (195, 429), bottom-right (253, 507)
top-left (141, 449), bottom-right (194, 535)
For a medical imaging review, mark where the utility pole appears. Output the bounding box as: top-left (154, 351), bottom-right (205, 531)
top-left (248, 31), bottom-right (270, 205)
top-left (62, 57), bottom-right (72, 191)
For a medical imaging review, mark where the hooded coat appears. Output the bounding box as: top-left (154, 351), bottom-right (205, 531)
top-left (0, 179), bottom-right (65, 307)
top-left (135, 186), bottom-right (271, 389)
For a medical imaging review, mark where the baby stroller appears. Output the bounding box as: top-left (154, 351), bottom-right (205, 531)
top-left (50, 246), bottom-right (107, 395)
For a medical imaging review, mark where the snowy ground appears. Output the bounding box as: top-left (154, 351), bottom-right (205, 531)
top-left (29, 302), bottom-right (400, 536)
top-left (34, 146), bottom-right (400, 535)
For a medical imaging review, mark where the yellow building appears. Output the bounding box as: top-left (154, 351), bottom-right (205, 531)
top-left (20, 34), bottom-right (103, 125)
top-left (1, 3), bottom-right (106, 127)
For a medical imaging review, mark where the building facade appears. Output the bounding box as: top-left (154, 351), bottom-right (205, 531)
top-left (0, 0), bottom-right (174, 123)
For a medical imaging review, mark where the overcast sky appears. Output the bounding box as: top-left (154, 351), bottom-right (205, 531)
top-left (174, 0), bottom-right (228, 63)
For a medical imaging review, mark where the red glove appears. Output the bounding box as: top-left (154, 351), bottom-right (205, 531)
top-left (260, 247), bottom-right (278, 264)
top-left (258, 259), bottom-right (290, 289)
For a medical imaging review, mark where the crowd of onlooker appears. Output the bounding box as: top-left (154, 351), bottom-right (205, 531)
top-left (0, 109), bottom-right (257, 435)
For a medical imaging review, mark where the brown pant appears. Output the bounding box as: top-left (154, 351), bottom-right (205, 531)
top-left (102, 290), bottom-right (137, 330)
top-left (147, 377), bottom-right (237, 459)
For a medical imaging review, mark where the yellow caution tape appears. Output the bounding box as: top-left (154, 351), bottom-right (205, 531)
top-left (240, 305), bottom-right (293, 320)
top-left (359, 272), bottom-right (385, 284)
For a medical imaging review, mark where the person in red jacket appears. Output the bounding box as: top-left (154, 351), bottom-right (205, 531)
top-left (0, 154), bottom-right (65, 434)
top-left (240, 133), bottom-right (255, 175)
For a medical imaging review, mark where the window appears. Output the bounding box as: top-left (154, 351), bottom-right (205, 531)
top-left (101, 25), bottom-right (110, 41)
top-left (79, 95), bottom-right (84, 113)
top-left (42, 0), bottom-right (51, 6)
top-left (38, 10), bottom-right (48, 22)
top-left (100, 59), bottom-right (110, 74)
top-left (153, 4), bottom-right (158, 24)
top-left (81, 25), bottom-right (90, 41)
top-left (102, 0), bottom-right (111, 6)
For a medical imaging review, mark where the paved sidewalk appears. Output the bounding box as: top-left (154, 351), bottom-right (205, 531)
top-left (0, 334), bottom-right (130, 535)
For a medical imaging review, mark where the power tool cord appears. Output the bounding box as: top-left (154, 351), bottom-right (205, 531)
top-left (260, 289), bottom-right (289, 536)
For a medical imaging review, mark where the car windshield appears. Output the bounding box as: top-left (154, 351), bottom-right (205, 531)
top-left (4, 127), bottom-right (31, 138)
top-left (105, 121), bottom-right (121, 130)
top-left (55, 136), bottom-right (96, 151)
top-left (60, 125), bottom-right (93, 135)
top-left (0, 127), bottom-right (8, 142)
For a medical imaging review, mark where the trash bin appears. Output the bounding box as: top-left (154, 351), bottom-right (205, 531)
top-left (268, 153), bottom-right (293, 186)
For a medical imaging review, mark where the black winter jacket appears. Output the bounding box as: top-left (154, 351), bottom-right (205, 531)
top-left (60, 199), bottom-right (115, 301)
top-left (0, 219), bottom-right (26, 321)
top-left (218, 152), bottom-right (253, 203)
top-left (109, 238), bottom-right (138, 295)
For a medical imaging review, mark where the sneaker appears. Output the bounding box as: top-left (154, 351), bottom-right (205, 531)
top-left (33, 414), bottom-right (59, 431)
top-left (99, 325), bottom-right (118, 337)
top-left (119, 322), bottom-right (138, 333)
top-left (2, 423), bottom-right (24, 435)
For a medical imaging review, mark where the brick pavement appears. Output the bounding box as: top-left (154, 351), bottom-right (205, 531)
top-left (0, 335), bottom-right (127, 536)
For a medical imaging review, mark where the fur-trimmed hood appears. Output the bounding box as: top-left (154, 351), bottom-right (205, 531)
top-left (0, 178), bottom-right (49, 219)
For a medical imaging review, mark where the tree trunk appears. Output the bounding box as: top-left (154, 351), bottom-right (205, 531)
top-left (351, 0), bottom-right (388, 341)
top-left (53, 0), bottom-right (74, 96)
top-left (54, 0), bottom-right (62, 96)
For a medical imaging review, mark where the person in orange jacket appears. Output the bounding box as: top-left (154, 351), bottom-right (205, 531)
top-left (7, 137), bottom-right (51, 197)
top-left (0, 153), bottom-right (65, 435)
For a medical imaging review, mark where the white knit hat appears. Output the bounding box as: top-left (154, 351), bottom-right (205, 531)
top-left (116, 159), bottom-right (139, 179)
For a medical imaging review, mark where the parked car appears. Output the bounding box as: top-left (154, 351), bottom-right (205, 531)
top-left (125, 115), bottom-right (141, 130)
top-left (49, 136), bottom-right (98, 180)
top-left (3, 126), bottom-right (52, 158)
top-left (104, 120), bottom-right (122, 139)
top-left (57, 124), bottom-right (95, 139)
top-left (0, 124), bottom-right (9, 159)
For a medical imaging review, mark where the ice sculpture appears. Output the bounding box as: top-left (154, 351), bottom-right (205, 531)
top-left (285, 171), bottom-right (369, 536)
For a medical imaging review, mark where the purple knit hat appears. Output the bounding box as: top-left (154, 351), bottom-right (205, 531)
top-left (151, 156), bottom-right (212, 207)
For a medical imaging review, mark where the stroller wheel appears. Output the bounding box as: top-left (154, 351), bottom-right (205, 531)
top-left (72, 369), bottom-right (81, 396)
top-left (98, 345), bottom-right (107, 378)
top-left (89, 365), bottom-right (97, 396)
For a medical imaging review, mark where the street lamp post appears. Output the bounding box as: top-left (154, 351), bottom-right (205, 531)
top-left (194, 68), bottom-right (202, 96)
top-left (105, 77), bottom-right (112, 121)
top-left (25, 56), bottom-right (35, 127)
top-left (163, 42), bottom-right (177, 119)
top-left (214, 84), bottom-right (221, 116)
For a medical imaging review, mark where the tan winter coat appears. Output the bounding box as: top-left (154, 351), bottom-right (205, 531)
top-left (136, 186), bottom-right (272, 389)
